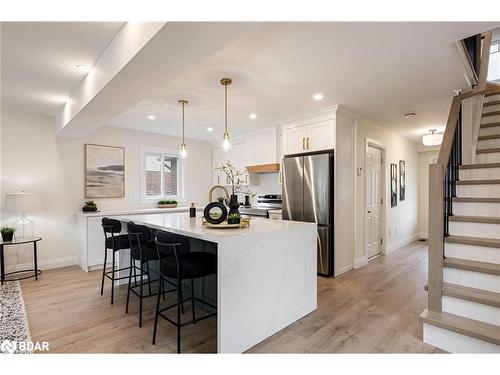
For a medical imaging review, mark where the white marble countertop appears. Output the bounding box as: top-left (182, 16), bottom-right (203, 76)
top-left (76, 206), bottom-right (204, 217)
top-left (114, 212), bottom-right (315, 242)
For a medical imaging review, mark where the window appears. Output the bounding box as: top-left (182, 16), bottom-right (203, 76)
top-left (488, 40), bottom-right (500, 82)
top-left (142, 147), bottom-right (184, 200)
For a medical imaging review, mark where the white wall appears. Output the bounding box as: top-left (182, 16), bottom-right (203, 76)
top-left (418, 150), bottom-right (439, 239)
top-left (354, 118), bottom-right (419, 265)
top-left (0, 109), bottom-right (212, 269)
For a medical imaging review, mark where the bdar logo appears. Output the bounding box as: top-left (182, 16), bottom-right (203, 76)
top-left (0, 340), bottom-right (17, 354)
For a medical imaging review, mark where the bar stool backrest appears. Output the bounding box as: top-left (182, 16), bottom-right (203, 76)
top-left (102, 218), bottom-right (122, 234)
top-left (155, 231), bottom-right (190, 258)
top-left (126, 222), bottom-right (152, 243)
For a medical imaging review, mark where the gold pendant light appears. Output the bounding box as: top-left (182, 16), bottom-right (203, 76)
top-left (221, 78), bottom-right (232, 152)
top-left (178, 99), bottom-right (188, 159)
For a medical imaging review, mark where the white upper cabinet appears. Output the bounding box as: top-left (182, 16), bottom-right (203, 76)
top-left (212, 141), bottom-right (249, 186)
top-left (282, 118), bottom-right (335, 156)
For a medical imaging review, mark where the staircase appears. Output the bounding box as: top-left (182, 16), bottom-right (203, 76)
top-left (419, 31), bottom-right (500, 353)
top-left (421, 91), bottom-right (500, 353)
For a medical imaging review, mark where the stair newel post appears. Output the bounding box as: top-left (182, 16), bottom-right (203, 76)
top-left (429, 163), bottom-right (444, 313)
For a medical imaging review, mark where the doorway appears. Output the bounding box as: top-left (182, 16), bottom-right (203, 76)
top-left (366, 144), bottom-right (384, 259)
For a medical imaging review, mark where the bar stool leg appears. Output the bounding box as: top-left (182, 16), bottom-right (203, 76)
top-left (145, 261), bottom-right (152, 295)
top-left (177, 276), bottom-right (182, 353)
top-left (100, 247), bottom-right (108, 295)
top-left (111, 250), bottom-right (116, 305)
top-left (179, 281), bottom-right (185, 314)
top-left (152, 275), bottom-right (163, 345)
top-left (125, 255), bottom-right (133, 314)
top-left (139, 261), bottom-right (144, 327)
top-left (191, 279), bottom-right (196, 323)
top-left (133, 259), bottom-right (138, 286)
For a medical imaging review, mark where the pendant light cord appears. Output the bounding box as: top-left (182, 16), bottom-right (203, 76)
top-left (224, 83), bottom-right (228, 134)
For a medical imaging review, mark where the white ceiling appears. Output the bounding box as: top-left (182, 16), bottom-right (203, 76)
top-left (3, 22), bottom-right (500, 144)
top-left (104, 22), bottom-right (499, 144)
top-left (1, 22), bottom-right (124, 116)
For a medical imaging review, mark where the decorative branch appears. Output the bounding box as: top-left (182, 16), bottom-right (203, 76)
top-left (215, 161), bottom-right (255, 197)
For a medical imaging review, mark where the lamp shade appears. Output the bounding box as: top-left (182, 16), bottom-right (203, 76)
top-left (4, 192), bottom-right (42, 213)
top-left (422, 130), bottom-right (443, 146)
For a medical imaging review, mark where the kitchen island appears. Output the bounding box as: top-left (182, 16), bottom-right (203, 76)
top-left (115, 212), bottom-right (317, 353)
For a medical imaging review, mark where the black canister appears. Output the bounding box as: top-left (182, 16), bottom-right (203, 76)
top-left (190, 202), bottom-right (196, 217)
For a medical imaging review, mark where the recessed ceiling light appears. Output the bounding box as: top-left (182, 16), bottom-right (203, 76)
top-left (206, 127), bottom-right (214, 132)
top-left (249, 113), bottom-right (257, 120)
top-left (147, 115), bottom-right (156, 121)
top-left (76, 64), bottom-right (91, 73)
top-left (313, 93), bottom-right (323, 101)
top-left (403, 112), bottom-right (416, 119)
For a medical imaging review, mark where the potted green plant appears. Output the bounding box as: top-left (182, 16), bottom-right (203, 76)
top-left (82, 200), bottom-right (98, 212)
top-left (158, 200), bottom-right (177, 208)
top-left (1, 226), bottom-right (15, 242)
top-left (227, 212), bottom-right (241, 225)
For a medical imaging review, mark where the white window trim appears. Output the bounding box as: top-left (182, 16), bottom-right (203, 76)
top-left (140, 145), bottom-right (186, 203)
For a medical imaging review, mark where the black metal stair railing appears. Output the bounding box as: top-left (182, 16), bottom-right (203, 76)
top-left (443, 105), bottom-right (462, 243)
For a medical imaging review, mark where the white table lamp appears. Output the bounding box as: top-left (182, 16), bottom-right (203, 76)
top-left (5, 192), bottom-right (42, 238)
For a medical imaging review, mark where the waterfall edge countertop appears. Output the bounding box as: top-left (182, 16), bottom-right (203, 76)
top-left (114, 212), bottom-right (315, 242)
top-left (115, 211), bottom-right (318, 353)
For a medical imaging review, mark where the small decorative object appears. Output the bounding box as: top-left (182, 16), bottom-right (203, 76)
top-left (217, 196), bottom-right (225, 204)
top-left (190, 202), bottom-right (197, 218)
top-left (215, 161), bottom-right (254, 216)
top-left (390, 163), bottom-right (397, 208)
top-left (85, 143), bottom-right (125, 198)
top-left (203, 202), bottom-right (228, 225)
top-left (227, 213), bottom-right (241, 225)
top-left (1, 226), bottom-right (15, 242)
top-left (82, 200), bottom-right (98, 212)
top-left (4, 192), bottom-right (42, 238)
top-left (202, 216), bottom-right (251, 229)
top-left (158, 200), bottom-right (178, 208)
top-left (399, 160), bottom-right (406, 201)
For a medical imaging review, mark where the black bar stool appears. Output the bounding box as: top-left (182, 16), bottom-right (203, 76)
top-left (126, 222), bottom-right (162, 327)
top-left (101, 218), bottom-right (132, 304)
top-left (152, 230), bottom-right (217, 353)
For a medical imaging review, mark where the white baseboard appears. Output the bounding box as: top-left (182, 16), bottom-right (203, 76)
top-left (5, 256), bottom-right (78, 273)
top-left (385, 233), bottom-right (419, 254)
top-left (353, 256), bottom-right (367, 269)
top-left (334, 264), bottom-right (353, 277)
top-left (419, 232), bottom-right (429, 240)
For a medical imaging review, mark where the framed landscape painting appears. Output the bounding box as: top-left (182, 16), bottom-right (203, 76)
top-left (85, 144), bottom-right (125, 198)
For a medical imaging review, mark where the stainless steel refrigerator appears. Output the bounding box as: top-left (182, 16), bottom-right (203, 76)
top-left (282, 152), bottom-right (333, 277)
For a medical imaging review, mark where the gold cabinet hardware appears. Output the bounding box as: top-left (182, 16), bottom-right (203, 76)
top-left (302, 137), bottom-right (306, 150)
top-left (217, 176), bottom-right (220, 184)
top-left (306, 137), bottom-right (310, 150)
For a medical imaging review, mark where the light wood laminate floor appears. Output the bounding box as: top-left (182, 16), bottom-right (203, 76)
top-left (20, 240), bottom-right (443, 353)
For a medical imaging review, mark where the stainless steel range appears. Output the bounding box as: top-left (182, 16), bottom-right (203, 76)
top-left (239, 194), bottom-right (282, 218)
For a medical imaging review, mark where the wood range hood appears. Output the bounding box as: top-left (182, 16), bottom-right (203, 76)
top-left (245, 163), bottom-right (280, 174)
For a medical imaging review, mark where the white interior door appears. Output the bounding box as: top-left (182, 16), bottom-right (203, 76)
top-left (366, 146), bottom-right (382, 259)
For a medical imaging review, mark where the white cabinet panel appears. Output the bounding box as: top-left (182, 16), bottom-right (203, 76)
top-left (307, 120), bottom-right (335, 152)
top-left (88, 217), bottom-right (106, 268)
top-left (282, 120), bottom-right (334, 156)
top-left (284, 126), bottom-right (308, 155)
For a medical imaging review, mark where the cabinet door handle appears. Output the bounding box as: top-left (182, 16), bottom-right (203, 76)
top-left (279, 171), bottom-right (282, 183)
top-left (245, 174), bottom-right (248, 184)
top-left (306, 137), bottom-right (310, 150)
top-left (217, 176), bottom-right (220, 184)
top-left (302, 137), bottom-right (306, 150)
